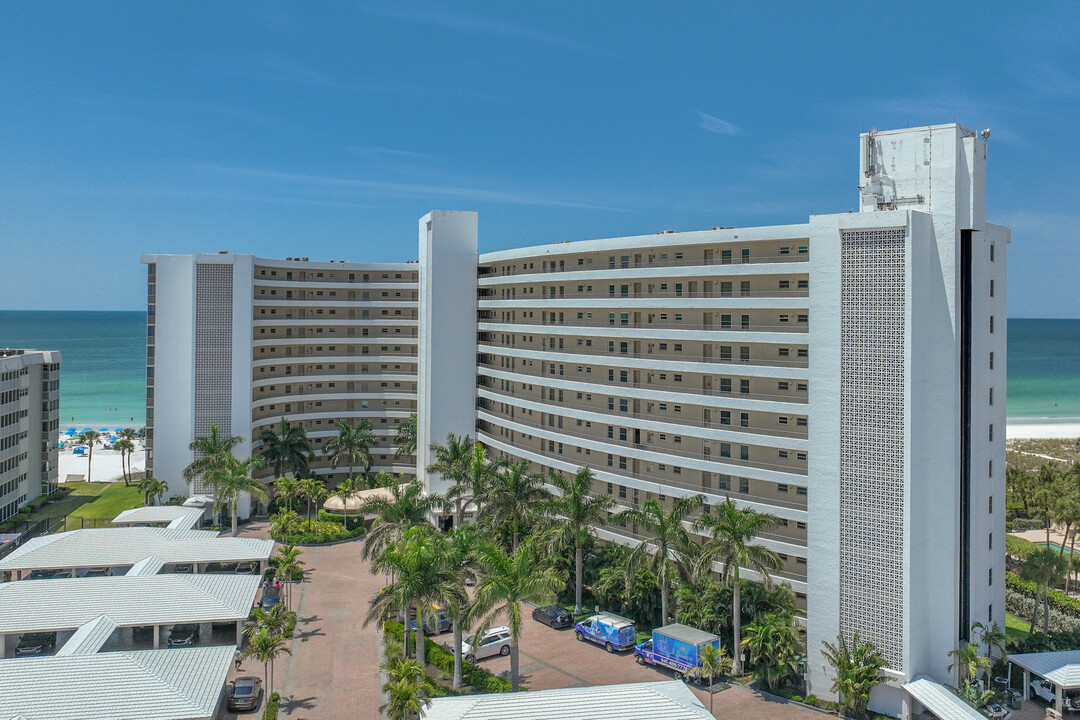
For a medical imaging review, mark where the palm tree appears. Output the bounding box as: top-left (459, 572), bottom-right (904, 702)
top-left (444, 524), bottom-right (481, 691)
top-left (394, 414), bottom-right (417, 460)
top-left (137, 476), bottom-right (168, 506)
top-left (542, 467), bottom-right (615, 613)
top-left (741, 612), bottom-right (801, 690)
top-left (427, 434), bottom-right (474, 528)
top-left (269, 510), bottom-right (301, 544)
top-left (113, 437), bottom-right (135, 486)
top-left (972, 621), bottom-right (1008, 667)
top-left (184, 424), bottom-right (244, 485)
top-left (360, 480), bottom-right (443, 561)
top-left (242, 628), bottom-right (292, 697)
top-left (1022, 548), bottom-right (1070, 634)
top-left (379, 656), bottom-right (433, 720)
top-left (331, 476), bottom-right (364, 530)
top-left (77, 429), bottom-right (101, 484)
top-left (272, 543), bottom-right (306, 608)
top-left (690, 643), bottom-right (733, 715)
top-left (470, 537), bottom-right (565, 691)
top-left (366, 527), bottom-right (465, 668)
top-left (244, 604), bottom-right (297, 640)
top-left (947, 641), bottom-right (990, 685)
top-left (480, 460), bottom-right (551, 550)
top-left (297, 477), bottom-right (326, 527)
top-left (694, 497), bottom-right (782, 675)
top-left (325, 418), bottom-right (376, 482)
top-left (613, 494), bottom-right (705, 626)
top-left (205, 454), bottom-right (268, 536)
top-left (259, 418), bottom-right (315, 478)
top-left (273, 476), bottom-right (300, 514)
top-left (821, 632), bottom-right (889, 718)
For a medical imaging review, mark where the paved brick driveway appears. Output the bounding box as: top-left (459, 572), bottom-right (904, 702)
top-left (222, 523), bottom-right (824, 720)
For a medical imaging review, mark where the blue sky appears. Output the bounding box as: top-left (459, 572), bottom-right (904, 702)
top-left (1, 2), bottom-right (1077, 317)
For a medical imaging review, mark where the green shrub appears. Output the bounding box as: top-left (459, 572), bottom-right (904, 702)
top-left (285, 519), bottom-right (364, 545)
top-left (1012, 518), bottom-right (1045, 532)
top-left (1005, 535), bottom-right (1040, 560)
top-left (1006, 571), bottom-right (1080, 617)
top-left (317, 509), bottom-right (364, 530)
top-left (263, 691), bottom-right (280, 720)
top-left (383, 621), bottom-right (511, 693)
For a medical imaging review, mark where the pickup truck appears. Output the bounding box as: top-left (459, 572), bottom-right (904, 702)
top-left (574, 613), bottom-right (636, 653)
top-left (635, 623), bottom-right (721, 681)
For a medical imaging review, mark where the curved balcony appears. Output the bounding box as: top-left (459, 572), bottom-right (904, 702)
top-left (476, 408), bottom-right (806, 478)
top-left (477, 430), bottom-right (807, 521)
top-left (476, 341), bottom-right (807, 371)
top-left (476, 386), bottom-right (807, 444)
top-left (479, 252), bottom-right (809, 282)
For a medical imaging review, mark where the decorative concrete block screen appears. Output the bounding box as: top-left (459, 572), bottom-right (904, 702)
top-left (839, 227), bottom-right (906, 671)
top-left (193, 263), bottom-right (234, 495)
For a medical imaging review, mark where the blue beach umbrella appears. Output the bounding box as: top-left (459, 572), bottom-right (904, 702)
top-left (114, 428), bottom-right (123, 433)
top-left (97, 427), bottom-right (109, 432)
top-left (65, 428), bottom-right (77, 436)
top-left (81, 427), bottom-right (92, 433)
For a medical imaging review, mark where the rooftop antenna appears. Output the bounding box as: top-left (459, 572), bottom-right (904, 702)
top-left (981, 128), bottom-right (991, 141)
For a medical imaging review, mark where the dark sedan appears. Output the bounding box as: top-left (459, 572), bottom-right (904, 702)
top-left (227, 676), bottom-right (263, 712)
top-left (260, 592), bottom-right (282, 610)
top-left (167, 624), bottom-right (200, 647)
top-left (532, 604), bottom-right (573, 629)
top-left (15, 632), bottom-right (56, 656)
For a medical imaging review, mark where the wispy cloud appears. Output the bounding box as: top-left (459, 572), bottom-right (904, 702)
top-left (364, 6), bottom-right (593, 52)
top-left (697, 112), bottom-right (742, 136)
top-left (345, 146), bottom-right (439, 161)
top-left (195, 164), bottom-right (623, 211)
top-left (1018, 61), bottom-right (1080, 99)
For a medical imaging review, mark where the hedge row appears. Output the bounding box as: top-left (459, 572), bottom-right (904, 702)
top-left (263, 691), bottom-right (280, 720)
top-left (384, 621), bottom-right (512, 694)
top-left (317, 508), bottom-right (364, 530)
top-left (1005, 571), bottom-right (1080, 617)
top-left (1005, 589), bottom-right (1080, 634)
top-left (284, 520), bottom-right (365, 545)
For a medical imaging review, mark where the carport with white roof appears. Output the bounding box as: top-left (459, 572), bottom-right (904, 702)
top-left (0, 645), bottom-right (234, 720)
top-left (111, 505), bottom-right (205, 530)
top-left (0, 572), bottom-right (262, 655)
top-left (1008, 649), bottom-right (1080, 711)
top-left (0, 527), bottom-right (274, 579)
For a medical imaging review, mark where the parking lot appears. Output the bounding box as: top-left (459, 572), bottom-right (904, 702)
top-left (223, 521), bottom-right (826, 720)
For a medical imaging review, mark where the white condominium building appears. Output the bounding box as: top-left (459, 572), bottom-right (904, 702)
top-left (141, 253), bottom-right (419, 513)
top-left (416, 124), bottom-right (1007, 716)
top-left (147, 123), bottom-right (1006, 717)
top-left (0, 349), bottom-right (61, 522)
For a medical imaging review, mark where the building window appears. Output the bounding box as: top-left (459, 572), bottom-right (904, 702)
top-left (990, 279), bottom-right (994, 297)
top-left (989, 424), bottom-right (993, 442)
top-left (990, 316), bottom-right (994, 334)
top-left (990, 244), bottom-right (995, 261)
top-left (989, 352), bottom-right (994, 370)
top-left (719, 475), bottom-right (731, 491)
top-left (739, 477), bottom-right (749, 493)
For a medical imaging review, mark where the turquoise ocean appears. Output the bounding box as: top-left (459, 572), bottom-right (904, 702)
top-left (0, 312), bottom-right (1077, 426)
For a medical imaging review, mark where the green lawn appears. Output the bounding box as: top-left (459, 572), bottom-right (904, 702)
top-left (59, 481), bottom-right (145, 531)
top-left (1006, 612), bottom-right (1030, 641)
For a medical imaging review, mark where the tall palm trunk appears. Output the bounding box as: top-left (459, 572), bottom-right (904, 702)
top-left (1029, 585), bottom-right (1039, 634)
top-left (403, 602), bottom-right (412, 658)
top-left (574, 546), bottom-right (584, 614)
top-left (263, 660), bottom-right (270, 697)
top-left (660, 568), bottom-right (670, 625)
top-left (87, 444), bottom-right (93, 484)
top-left (416, 604), bottom-right (427, 669)
top-left (231, 501), bottom-right (239, 537)
top-left (1044, 582), bottom-right (1051, 634)
top-left (452, 624), bottom-right (464, 690)
top-left (510, 638), bottom-right (520, 692)
top-left (732, 569), bottom-right (743, 675)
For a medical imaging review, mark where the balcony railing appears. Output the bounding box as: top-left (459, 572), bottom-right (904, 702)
top-left (480, 288), bottom-right (809, 301)
top-left (476, 340), bottom-right (809, 369)
top-left (479, 253), bottom-right (810, 279)
top-left (478, 318), bottom-right (808, 334)
top-left (475, 384), bottom-right (807, 439)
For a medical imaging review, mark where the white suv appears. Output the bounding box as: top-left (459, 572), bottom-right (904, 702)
top-left (459, 626), bottom-right (511, 663)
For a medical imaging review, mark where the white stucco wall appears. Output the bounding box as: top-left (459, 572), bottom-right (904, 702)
top-left (417, 211), bottom-right (479, 499)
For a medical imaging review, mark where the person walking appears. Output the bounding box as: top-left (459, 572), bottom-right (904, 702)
top-left (234, 649), bottom-right (242, 670)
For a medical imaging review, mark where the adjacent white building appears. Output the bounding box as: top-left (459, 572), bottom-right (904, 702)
top-left (141, 253), bottom-right (420, 509)
top-left (0, 348), bottom-right (61, 522)
top-left (144, 123), bottom-right (1006, 717)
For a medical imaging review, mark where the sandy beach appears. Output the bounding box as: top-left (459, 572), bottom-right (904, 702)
top-left (57, 439), bottom-right (145, 484)
top-left (1006, 420), bottom-right (1080, 440)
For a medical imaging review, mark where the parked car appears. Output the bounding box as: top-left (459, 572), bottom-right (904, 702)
top-left (457, 626), bottom-right (512, 663)
top-left (15, 632), bottom-right (56, 657)
top-left (409, 606), bottom-right (452, 635)
top-left (28, 569), bottom-right (66, 580)
top-left (532, 604), bottom-right (573, 629)
top-left (261, 591), bottom-right (282, 609)
top-left (80, 567), bottom-right (111, 578)
top-left (167, 624), bottom-right (200, 647)
top-left (227, 676), bottom-right (263, 712)
top-left (173, 564), bottom-right (194, 574)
